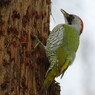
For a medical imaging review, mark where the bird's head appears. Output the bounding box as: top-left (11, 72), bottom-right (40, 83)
top-left (61, 9), bottom-right (84, 34)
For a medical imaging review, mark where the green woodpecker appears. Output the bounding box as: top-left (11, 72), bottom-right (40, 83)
top-left (35, 9), bottom-right (84, 95)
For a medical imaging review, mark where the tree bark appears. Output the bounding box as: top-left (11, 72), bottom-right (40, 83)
top-left (0, 0), bottom-right (60, 95)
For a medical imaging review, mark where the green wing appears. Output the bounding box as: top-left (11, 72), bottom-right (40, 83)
top-left (45, 24), bottom-right (64, 76)
top-left (46, 24), bottom-right (64, 51)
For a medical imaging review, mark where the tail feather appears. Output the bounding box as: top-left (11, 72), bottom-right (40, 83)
top-left (40, 67), bottom-right (55, 95)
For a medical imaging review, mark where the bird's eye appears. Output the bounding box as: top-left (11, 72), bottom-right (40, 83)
top-left (70, 15), bottom-right (74, 20)
top-left (66, 15), bottom-right (74, 24)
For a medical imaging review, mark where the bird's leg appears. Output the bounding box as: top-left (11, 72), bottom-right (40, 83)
top-left (33, 35), bottom-right (45, 48)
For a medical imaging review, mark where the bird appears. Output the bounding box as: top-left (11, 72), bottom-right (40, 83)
top-left (34, 9), bottom-right (84, 95)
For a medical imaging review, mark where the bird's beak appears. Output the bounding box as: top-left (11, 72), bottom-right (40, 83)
top-left (60, 9), bottom-right (69, 17)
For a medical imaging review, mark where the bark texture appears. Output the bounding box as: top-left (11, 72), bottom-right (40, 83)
top-left (0, 0), bottom-right (60, 95)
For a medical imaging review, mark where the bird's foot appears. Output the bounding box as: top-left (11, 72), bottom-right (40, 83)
top-left (33, 35), bottom-right (45, 48)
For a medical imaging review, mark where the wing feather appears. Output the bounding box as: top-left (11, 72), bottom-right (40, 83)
top-left (45, 24), bottom-right (64, 76)
top-left (46, 24), bottom-right (64, 51)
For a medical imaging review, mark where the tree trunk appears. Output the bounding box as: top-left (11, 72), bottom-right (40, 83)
top-left (0, 0), bottom-right (60, 95)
